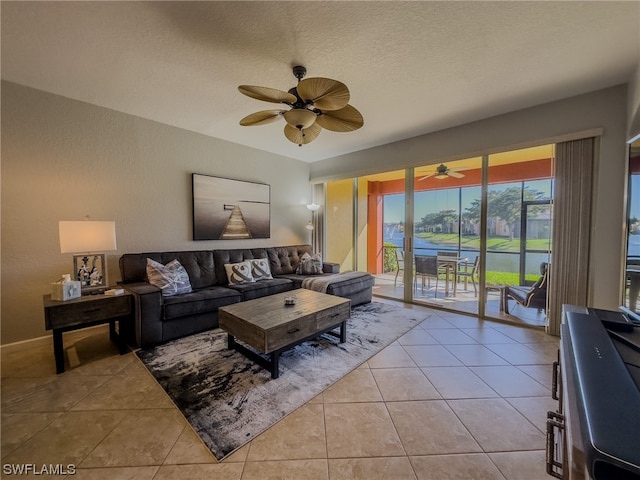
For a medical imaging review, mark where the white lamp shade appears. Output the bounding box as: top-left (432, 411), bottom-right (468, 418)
top-left (306, 203), bottom-right (320, 211)
top-left (59, 221), bottom-right (117, 253)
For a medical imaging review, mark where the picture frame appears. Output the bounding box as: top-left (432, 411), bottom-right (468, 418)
top-left (73, 253), bottom-right (107, 292)
top-left (192, 173), bottom-right (271, 240)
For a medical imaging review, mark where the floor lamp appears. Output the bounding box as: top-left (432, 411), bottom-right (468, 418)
top-left (306, 203), bottom-right (319, 250)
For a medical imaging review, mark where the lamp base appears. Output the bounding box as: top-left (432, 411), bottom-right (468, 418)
top-left (72, 253), bottom-right (107, 291)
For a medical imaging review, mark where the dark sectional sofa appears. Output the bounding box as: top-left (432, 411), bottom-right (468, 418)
top-left (119, 245), bottom-right (374, 348)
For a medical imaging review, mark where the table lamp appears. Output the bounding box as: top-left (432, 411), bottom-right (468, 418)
top-left (59, 220), bottom-right (117, 294)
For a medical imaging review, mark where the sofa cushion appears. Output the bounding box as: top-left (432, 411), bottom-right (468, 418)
top-left (120, 251), bottom-right (218, 289)
top-left (265, 245), bottom-right (313, 275)
top-left (227, 277), bottom-right (293, 301)
top-left (146, 258), bottom-right (193, 296)
top-left (325, 272), bottom-right (375, 297)
top-left (163, 286), bottom-right (241, 320)
top-left (250, 258), bottom-right (273, 281)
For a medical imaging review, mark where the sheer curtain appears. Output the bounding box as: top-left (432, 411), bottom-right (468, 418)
top-left (547, 137), bottom-right (595, 336)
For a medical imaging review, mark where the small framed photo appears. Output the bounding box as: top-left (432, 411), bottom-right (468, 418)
top-left (73, 254), bottom-right (107, 291)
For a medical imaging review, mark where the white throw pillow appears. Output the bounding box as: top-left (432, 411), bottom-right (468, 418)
top-left (225, 261), bottom-right (255, 285)
top-left (146, 258), bottom-right (193, 297)
top-left (250, 258), bottom-right (273, 281)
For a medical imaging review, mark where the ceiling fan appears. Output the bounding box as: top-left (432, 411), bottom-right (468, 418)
top-left (418, 163), bottom-right (466, 180)
top-left (238, 66), bottom-right (364, 146)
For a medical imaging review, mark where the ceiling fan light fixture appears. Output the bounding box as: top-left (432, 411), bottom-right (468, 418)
top-left (238, 66), bottom-right (362, 146)
top-left (284, 122), bottom-right (321, 146)
top-left (434, 173), bottom-right (449, 180)
top-left (283, 108), bottom-right (317, 130)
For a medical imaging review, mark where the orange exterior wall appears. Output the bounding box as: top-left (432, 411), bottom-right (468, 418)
top-left (367, 181), bottom-right (385, 274)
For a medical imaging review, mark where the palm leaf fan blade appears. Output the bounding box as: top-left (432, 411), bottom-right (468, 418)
top-left (297, 77), bottom-right (350, 111)
top-left (316, 104), bottom-right (364, 132)
top-left (284, 122), bottom-right (322, 146)
top-left (238, 85), bottom-right (296, 104)
top-left (417, 173), bottom-right (435, 181)
top-left (239, 110), bottom-right (284, 126)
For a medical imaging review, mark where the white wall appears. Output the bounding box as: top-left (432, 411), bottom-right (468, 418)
top-left (1, 81), bottom-right (312, 344)
top-left (311, 85), bottom-right (629, 310)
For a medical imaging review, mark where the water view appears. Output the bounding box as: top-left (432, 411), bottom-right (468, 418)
top-left (629, 234), bottom-right (640, 258)
top-left (384, 228), bottom-right (550, 279)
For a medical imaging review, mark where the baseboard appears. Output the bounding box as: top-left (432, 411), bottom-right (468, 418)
top-left (0, 334), bottom-right (51, 353)
top-left (0, 324), bottom-right (108, 354)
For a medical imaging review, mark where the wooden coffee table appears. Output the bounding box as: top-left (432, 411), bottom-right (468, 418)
top-left (218, 289), bottom-right (350, 378)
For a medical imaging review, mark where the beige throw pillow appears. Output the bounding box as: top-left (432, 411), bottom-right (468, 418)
top-left (225, 261), bottom-right (255, 285)
top-left (250, 258), bottom-right (273, 281)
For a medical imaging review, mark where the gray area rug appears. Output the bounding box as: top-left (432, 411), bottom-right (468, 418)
top-left (136, 301), bottom-right (427, 460)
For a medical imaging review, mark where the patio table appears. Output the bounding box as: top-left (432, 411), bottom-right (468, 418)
top-left (437, 256), bottom-right (467, 296)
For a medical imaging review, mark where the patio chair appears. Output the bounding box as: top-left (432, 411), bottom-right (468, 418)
top-left (457, 256), bottom-right (479, 296)
top-left (394, 250), bottom-right (404, 286)
top-left (436, 250), bottom-right (457, 274)
top-left (504, 262), bottom-right (549, 314)
top-left (414, 255), bottom-right (439, 295)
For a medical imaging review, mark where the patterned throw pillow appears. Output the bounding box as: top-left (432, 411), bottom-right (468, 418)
top-left (250, 258), bottom-right (273, 281)
top-left (224, 261), bottom-right (255, 285)
top-left (296, 252), bottom-right (324, 275)
top-left (146, 258), bottom-right (193, 297)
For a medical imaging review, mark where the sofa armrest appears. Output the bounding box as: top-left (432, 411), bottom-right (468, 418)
top-left (120, 282), bottom-right (164, 348)
top-left (121, 281), bottom-right (161, 296)
top-left (323, 262), bottom-right (340, 274)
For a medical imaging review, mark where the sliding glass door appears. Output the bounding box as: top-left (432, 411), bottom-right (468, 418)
top-left (324, 144), bottom-right (554, 325)
top-left (412, 158), bottom-right (482, 313)
top-left (370, 169), bottom-right (407, 301)
top-left (326, 170), bottom-right (408, 301)
top-left (483, 146), bottom-right (554, 326)
top-left (625, 138), bottom-right (640, 312)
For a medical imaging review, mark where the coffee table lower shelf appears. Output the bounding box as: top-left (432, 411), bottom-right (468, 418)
top-left (227, 320), bottom-right (346, 379)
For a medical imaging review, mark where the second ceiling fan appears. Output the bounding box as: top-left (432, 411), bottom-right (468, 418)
top-left (418, 163), bottom-right (466, 180)
top-left (238, 66), bottom-right (364, 146)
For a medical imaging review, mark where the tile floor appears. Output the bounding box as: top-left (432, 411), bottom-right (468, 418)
top-left (374, 273), bottom-right (548, 328)
top-left (1, 300), bottom-right (559, 479)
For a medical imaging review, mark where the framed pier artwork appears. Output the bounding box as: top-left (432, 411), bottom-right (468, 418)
top-left (192, 173), bottom-right (270, 240)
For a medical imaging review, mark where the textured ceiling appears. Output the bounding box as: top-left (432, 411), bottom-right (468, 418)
top-left (2, 1), bottom-right (639, 163)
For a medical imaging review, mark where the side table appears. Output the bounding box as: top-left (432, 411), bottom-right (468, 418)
top-left (43, 292), bottom-right (133, 373)
top-left (486, 285), bottom-right (508, 312)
